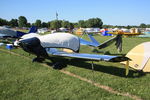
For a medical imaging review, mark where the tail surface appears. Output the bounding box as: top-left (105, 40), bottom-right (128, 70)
top-left (88, 34), bottom-right (100, 45)
top-left (80, 33), bottom-right (100, 47)
top-left (98, 34), bottom-right (122, 52)
top-left (80, 34), bottom-right (122, 52)
top-left (16, 26), bottom-right (37, 38)
top-left (28, 26), bottom-right (37, 33)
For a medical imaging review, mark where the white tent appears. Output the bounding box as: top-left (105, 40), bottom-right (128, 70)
top-left (121, 42), bottom-right (150, 72)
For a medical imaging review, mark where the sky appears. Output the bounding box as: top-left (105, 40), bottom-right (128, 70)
top-left (0, 0), bottom-right (150, 26)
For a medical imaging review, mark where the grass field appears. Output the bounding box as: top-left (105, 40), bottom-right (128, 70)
top-left (0, 35), bottom-right (150, 100)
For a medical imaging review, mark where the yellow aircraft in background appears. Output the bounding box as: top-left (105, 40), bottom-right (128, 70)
top-left (108, 28), bottom-right (142, 36)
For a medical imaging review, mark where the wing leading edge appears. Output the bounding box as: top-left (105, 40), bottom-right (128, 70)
top-left (46, 48), bottom-right (129, 62)
top-left (47, 49), bottom-right (130, 75)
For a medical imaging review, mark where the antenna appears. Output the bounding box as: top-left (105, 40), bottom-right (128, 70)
top-left (56, 11), bottom-right (59, 31)
top-left (56, 11), bottom-right (58, 20)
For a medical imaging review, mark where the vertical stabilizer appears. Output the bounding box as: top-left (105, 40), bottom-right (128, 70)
top-left (28, 26), bottom-right (37, 33)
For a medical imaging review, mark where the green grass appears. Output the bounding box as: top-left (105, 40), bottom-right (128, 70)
top-left (0, 51), bottom-right (132, 100)
top-left (17, 29), bottom-right (51, 35)
top-left (16, 29), bottom-right (28, 33)
top-left (0, 35), bottom-right (150, 100)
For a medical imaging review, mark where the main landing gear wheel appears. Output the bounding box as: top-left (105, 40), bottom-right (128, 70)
top-left (52, 62), bottom-right (67, 69)
top-left (32, 57), bottom-right (45, 62)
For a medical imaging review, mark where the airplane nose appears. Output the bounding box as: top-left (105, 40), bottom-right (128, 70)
top-left (18, 39), bottom-right (33, 53)
top-left (18, 37), bottom-right (41, 53)
top-left (19, 37), bottom-right (48, 57)
top-left (19, 37), bottom-right (40, 47)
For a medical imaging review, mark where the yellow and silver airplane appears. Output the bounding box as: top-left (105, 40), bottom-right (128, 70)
top-left (108, 28), bottom-right (142, 36)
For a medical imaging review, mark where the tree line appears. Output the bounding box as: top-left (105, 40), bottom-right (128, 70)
top-left (103, 23), bottom-right (150, 29)
top-left (0, 16), bottom-right (150, 29)
top-left (0, 16), bottom-right (103, 29)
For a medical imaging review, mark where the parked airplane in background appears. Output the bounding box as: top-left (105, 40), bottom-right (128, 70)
top-left (18, 33), bottom-right (130, 75)
top-left (108, 30), bottom-right (141, 36)
top-left (0, 26), bottom-right (37, 39)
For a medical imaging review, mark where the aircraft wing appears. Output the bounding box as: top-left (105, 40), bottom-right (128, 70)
top-left (98, 34), bottom-right (122, 52)
top-left (46, 48), bottom-right (129, 62)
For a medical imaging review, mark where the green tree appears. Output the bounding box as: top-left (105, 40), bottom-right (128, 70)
top-left (47, 21), bottom-right (51, 28)
top-left (69, 23), bottom-right (74, 29)
top-left (18, 16), bottom-right (27, 27)
top-left (103, 24), bottom-right (114, 28)
top-left (35, 19), bottom-right (42, 28)
top-left (0, 18), bottom-right (8, 26)
top-left (61, 20), bottom-right (70, 28)
top-left (27, 23), bottom-right (31, 27)
top-left (86, 18), bottom-right (103, 28)
top-left (78, 20), bottom-right (87, 28)
top-left (50, 20), bottom-right (61, 30)
top-left (73, 23), bottom-right (78, 28)
top-left (147, 24), bottom-right (150, 28)
top-left (126, 25), bottom-right (131, 29)
top-left (140, 23), bottom-right (147, 28)
top-left (41, 22), bottom-right (48, 28)
top-left (9, 19), bottom-right (18, 27)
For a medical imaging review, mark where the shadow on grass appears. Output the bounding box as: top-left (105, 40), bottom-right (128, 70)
top-left (44, 57), bottom-right (146, 78)
top-left (92, 49), bottom-right (105, 53)
top-left (92, 49), bottom-right (126, 56)
top-left (68, 59), bottom-right (146, 78)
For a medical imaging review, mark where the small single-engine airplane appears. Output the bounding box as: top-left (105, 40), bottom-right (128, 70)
top-left (20, 32), bottom-right (123, 53)
top-left (0, 26), bottom-right (37, 46)
top-left (18, 33), bottom-right (130, 75)
top-left (108, 30), bottom-right (141, 36)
